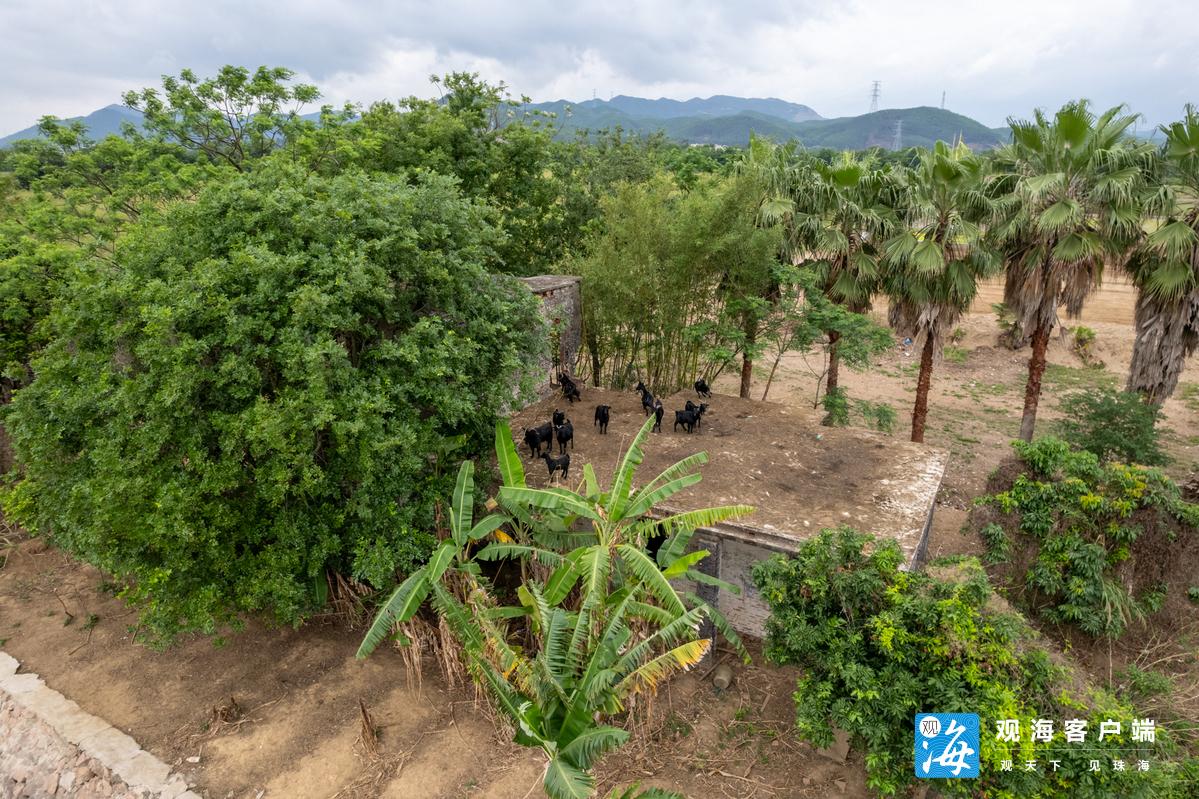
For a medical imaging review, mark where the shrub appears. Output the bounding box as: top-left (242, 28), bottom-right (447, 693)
top-left (1056, 388), bottom-right (1166, 465)
top-left (1071, 326), bottom-right (1102, 366)
top-left (821, 388), bottom-right (896, 433)
top-left (978, 438), bottom-right (1198, 637)
top-left (944, 345), bottom-right (969, 364)
top-left (754, 528), bottom-right (1190, 797)
top-left (2, 161), bottom-right (544, 642)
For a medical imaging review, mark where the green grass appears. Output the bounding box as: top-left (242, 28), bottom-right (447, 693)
top-left (944, 346), bottom-right (969, 364)
top-left (1042, 363), bottom-right (1118, 391)
top-left (1177, 382), bottom-right (1199, 412)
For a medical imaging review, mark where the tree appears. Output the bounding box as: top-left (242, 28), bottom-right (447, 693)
top-left (988, 101), bottom-right (1153, 441)
top-left (1126, 104), bottom-right (1199, 404)
top-left (884, 141), bottom-right (999, 442)
top-left (359, 418), bottom-right (751, 798)
top-left (124, 65), bottom-right (319, 170)
top-left (2, 160), bottom-right (544, 642)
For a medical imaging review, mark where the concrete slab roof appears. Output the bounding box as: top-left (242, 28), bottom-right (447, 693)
top-left (510, 387), bottom-right (948, 565)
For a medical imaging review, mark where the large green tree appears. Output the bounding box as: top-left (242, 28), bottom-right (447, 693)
top-left (988, 101), bottom-right (1152, 440)
top-left (1126, 105), bottom-right (1199, 404)
top-left (2, 160), bottom-right (544, 641)
top-left (884, 141), bottom-right (999, 442)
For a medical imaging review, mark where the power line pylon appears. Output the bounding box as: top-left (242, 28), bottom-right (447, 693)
top-left (870, 81), bottom-right (881, 113)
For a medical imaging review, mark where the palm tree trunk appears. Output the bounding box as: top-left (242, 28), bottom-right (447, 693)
top-left (911, 333), bottom-right (936, 443)
top-left (826, 330), bottom-right (842, 395)
top-left (1019, 322), bottom-right (1051, 442)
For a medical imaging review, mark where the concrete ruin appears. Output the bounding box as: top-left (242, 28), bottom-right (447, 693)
top-left (511, 388), bottom-right (948, 638)
top-left (518, 276), bottom-right (582, 400)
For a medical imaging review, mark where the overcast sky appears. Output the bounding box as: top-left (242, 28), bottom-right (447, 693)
top-left (3, 0), bottom-right (1197, 135)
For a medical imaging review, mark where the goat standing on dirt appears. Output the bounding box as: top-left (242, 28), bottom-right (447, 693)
top-left (684, 401), bottom-right (709, 430)
top-left (559, 373), bottom-right (581, 403)
top-left (556, 419), bottom-right (574, 454)
top-left (594, 404), bottom-right (610, 434)
top-left (635, 381), bottom-right (656, 416)
top-left (694, 378), bottom-right (712, 398)
top-left (524, 423), bottom-right (554, 458)
top-left (674, 408), bottom-right (699, 434)
top-left (541, 452), bottom-right (570, 482)
top-left (652, 400), bottom-right (664, 433)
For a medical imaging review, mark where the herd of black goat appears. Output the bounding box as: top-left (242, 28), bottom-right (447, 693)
top-left (522, 374), bottom-right (714, 482)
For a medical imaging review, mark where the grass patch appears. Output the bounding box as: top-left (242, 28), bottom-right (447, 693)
top-left (1042, 363), bottom-right (1118, 391)
top-left (944, 346), bottom-right (969, 364)
top-left (1178, 382), bottom-right (1199, 412)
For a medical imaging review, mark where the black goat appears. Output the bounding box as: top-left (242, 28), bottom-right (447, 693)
top-left (694, 378), bottom-right (712, 398)
top-left (652, 401), bottom-right (664, 433)
top-left (556, 419), bottom-right (574, 454)
top-left (684, 401), bottom-right (710, 429)
top-left (552, 409), bottom-right (566, 428)
top-left (594, 404), bottom-right (610, 434)
top-left (541, 452), bottom-right (570, 482)
top-left (523, 423), bottom-right (554, 458)
top-left (674, 408), bottom-right (699, 434)
top-left (559, 373), bottom-right (581, 403)
top-left (635, 381), bottom-right (656, 416)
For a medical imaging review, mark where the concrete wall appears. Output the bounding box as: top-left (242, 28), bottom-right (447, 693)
top-left (0, 653), bottom-right (197, 799)
top-left (519, 276), bottom-right (582, 400)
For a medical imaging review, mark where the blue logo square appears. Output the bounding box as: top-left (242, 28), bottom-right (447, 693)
top-left (915, 713), bottom-right (980, 778)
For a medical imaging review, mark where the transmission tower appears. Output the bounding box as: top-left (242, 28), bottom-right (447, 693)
top-left (941, 90), bottom-right (946, 109)
top-left (869, 81), bottom-right (881, 113)
top-left (892, 119), bottom-right (904, 150)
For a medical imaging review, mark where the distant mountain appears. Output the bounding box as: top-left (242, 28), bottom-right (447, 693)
top-left (600, 94), bottom-right (820, 123)
top-left (3, 95), bottom-right (1004, 153)
top-left (531, 100), bottom-right (1004, 151)
top-left (0, 104), bottom-right (145, 147)
top-left (787, 107), bottom-right (1005, 151)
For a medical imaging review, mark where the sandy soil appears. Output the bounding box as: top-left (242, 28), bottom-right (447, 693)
top-left (1, 283), bottom-right (1197, 798)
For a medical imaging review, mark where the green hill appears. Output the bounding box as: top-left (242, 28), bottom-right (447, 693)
top-left (0, 104), bottom-right (145, 147)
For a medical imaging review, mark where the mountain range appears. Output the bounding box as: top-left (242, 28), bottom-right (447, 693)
top-left (1, 95), bottom-right (1009, 151)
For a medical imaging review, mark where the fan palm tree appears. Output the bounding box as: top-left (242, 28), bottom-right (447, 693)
top-left (987, 100), bottom-right (1153, 441)
top-left (794, 152), bottom-right (901, 397)
top-left (884, 141), bottom-right (1000, 442)
top-left (1126, 105), bottom-right (1199, 404)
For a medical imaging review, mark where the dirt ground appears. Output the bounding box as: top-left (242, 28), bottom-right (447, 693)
top-left (2, 280), bottom-right (1197, 798)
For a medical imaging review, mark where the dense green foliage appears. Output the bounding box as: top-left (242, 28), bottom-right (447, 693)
top-left (3, 161), bottom-right (543, 641)
top-left (1056, 388), bottom-right (1167, 465)
top-left (358, 418), bottom-right (752, 798)
top-left (978, 438), bottom-right (1197, 637)
top-left (754, 528), bottom-right (1191, 797)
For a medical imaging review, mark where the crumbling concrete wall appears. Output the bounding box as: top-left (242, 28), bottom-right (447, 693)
top-left (519, 276), bottom-right (582, 400)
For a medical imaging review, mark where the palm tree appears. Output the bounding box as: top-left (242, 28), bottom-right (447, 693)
top-left (988, 101), bottom-right (1152, 441)
top-left (794, 152), bottom-right (901, 397)
top-left (1126, 105), bottom-right (1199, 404)
top-left (884, 141), bottom-right (999, 442)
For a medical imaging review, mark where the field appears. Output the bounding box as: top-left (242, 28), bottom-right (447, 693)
top-left (2, 284), bottom-right (1197, 798)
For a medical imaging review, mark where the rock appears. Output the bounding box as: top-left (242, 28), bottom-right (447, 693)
top-left (834, 778), bottom-right (848, 793)
top-left (816, 727), bottom-right (851, 764)
top-left (712, 664), bottom-right (734, 691)
top-left (75, 765), bottom-right (96, 784)
top-left (185, 755), bottom-right (200, 764)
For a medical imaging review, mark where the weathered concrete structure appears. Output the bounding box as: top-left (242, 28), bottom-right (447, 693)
top-left (518, 276), bottom-right (582, 400)
top-left (512, 388), bottom-right (947, 638)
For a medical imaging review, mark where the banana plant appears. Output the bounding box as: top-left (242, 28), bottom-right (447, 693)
top-left (355, 459), bottom-right (507, 657)
top-left (480, 415), bottom-right (753, 661)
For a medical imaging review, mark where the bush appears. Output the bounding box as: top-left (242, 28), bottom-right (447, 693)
top-left (754, 528), bottom-right (1190, 797)
top-left (978, 438), bottom-right (1198, 637)
top-left (1056, 388), bottom-right (1166, 465)
top-left (2, 161), bottom-right (544, 642)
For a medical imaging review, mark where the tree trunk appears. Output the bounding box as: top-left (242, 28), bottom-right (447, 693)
top-left (1019, 322), bottom-right (1052, 442)
top-left (826, 330), bottom-right (842, 396)
top-left (739, 352), bottom-right (753, 399)
top-left (739, 322), bottom-right (757, 399)
top-left (910, 333), bottom-right (936, 443)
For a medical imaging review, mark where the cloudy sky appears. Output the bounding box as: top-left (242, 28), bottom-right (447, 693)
top-left (2, 0), bottom-right (1197, 135)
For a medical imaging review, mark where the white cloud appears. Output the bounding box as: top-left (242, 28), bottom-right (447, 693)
top-left (1, 0), bottom-right (1197, 134)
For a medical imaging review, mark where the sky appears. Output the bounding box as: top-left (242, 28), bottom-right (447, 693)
top-left (2, 0), bottom-right (1197, 135)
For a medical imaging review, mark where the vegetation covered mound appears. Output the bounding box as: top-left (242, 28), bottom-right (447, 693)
top-left (754, 527), bottom-right (1196, 798)
top-left (970, 437), bottom-right (1199, 638)
top-left (2, 159), bottom-right (544, 642)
